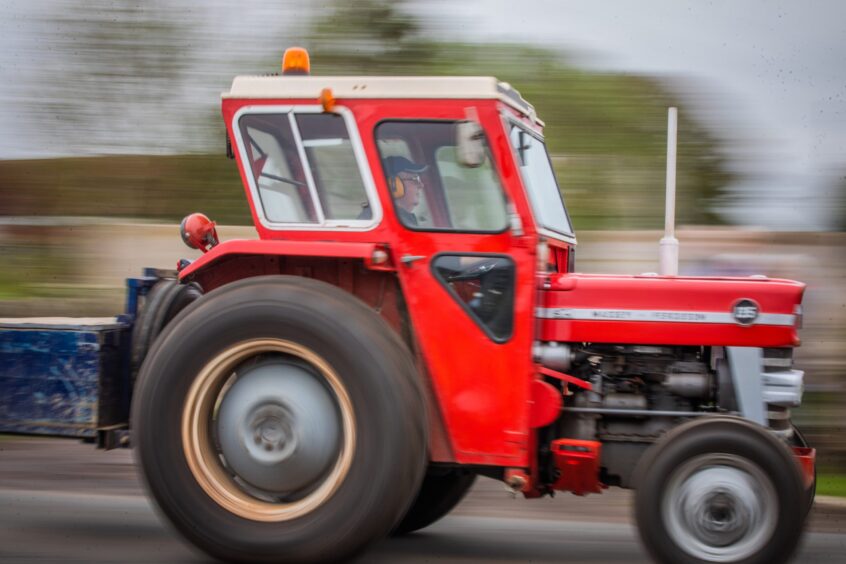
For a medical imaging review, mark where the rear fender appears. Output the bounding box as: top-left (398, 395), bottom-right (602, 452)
top-left (178, 240), bottom-right (401, 333)
top-left (177, 239), bottom-right (455, 462)
top-left (179, 239), bottom-right (393, 285)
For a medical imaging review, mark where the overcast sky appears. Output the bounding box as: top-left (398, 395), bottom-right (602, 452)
top-left (422, 0), bottom-right (846, 229)
top-left (0, 0), bottom-right (843, 229)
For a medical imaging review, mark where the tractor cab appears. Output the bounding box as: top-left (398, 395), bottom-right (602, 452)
top-left (206, 49), bottom-right (575, 259)
top-left (179, 49), bottom-right (579, 467)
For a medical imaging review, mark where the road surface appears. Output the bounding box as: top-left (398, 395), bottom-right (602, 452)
top-left (1, 437), bottom-right (845, 563)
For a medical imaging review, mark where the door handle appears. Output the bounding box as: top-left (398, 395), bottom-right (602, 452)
top-left (400, 254), bottom-right (426, 267)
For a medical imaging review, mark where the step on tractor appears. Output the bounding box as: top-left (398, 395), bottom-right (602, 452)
top-left (2, 47), bottom-right (815, 564)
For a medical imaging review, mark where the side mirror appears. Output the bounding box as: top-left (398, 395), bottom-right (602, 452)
top-left (180, 213), bottom-right (219, 253)
top-left (456, 120), bottom-right (486, 168)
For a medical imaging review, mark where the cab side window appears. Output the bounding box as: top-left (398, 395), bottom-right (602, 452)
top-left (375, 121), bottom-right (508, 232)
top-left (435, 145), bottom-right (508, 231)
top-left (432, 254), bottom-right (516, 341)
top-left (238, 110), bottom-right (375, 227)
top-left (296, 113), bottom-right (371, 220)
top-left (241, 115), bottom-right (315, 223)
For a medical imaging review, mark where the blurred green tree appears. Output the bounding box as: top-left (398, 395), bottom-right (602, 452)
top-left (309, 0), bottom-right (434, 73)
top-left (1, 0), bottom-right (732, 230)
top-left (1, 1), bottom-right (249, 224)
top-left (25, 1), bottom-right (196, 154)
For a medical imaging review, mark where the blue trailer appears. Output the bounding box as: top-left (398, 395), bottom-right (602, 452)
top-left (0, 268), bottom-right (194, 449)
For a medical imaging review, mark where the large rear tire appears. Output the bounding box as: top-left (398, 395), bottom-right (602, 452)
top-left (633, 417), bottom-right (805, 564)
top-left (392, 469), bottom-right (476, 535)
top-left (132, 275), bottom-right (427, 563)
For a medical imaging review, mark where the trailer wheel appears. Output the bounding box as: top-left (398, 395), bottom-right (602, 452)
top-left (633, 417), bottom-right (805, 564)
top-left (392, 469), bottom-right (476, 535)
top-left (132, 275), bottom-right (427, 563)
top-left (130, 279), bottom-right (202, 379)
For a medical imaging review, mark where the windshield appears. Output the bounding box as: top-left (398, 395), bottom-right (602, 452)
top-left (509, 123), bottom-right (574, 237)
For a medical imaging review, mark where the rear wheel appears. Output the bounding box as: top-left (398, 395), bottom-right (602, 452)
top-left (392, 469), bottom-right (476, 535)
top-left (634, 417), bottom-right (805, 564)
top-left (132, 275), bottom-right (427, 563)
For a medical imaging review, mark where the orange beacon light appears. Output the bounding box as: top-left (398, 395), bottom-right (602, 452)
top-left (282, 47), bottom-right (310, 75)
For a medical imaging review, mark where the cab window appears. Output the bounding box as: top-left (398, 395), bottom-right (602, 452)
top-left (241, 114), bottom-right (315, 223)
top-left (375, 121), bottom-right (508, 232)
top-left (237, 109), bottom-right (376, 227)
top-left (432, 254), bottom-right (516, 341)
top-left (296, 113), bottom-right (371, 220)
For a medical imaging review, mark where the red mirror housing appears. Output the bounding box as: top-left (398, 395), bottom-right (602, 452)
top-left (180, 213), bottom-right (219, 253)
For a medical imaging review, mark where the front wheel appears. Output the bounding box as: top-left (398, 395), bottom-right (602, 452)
top-left (132, 276), bottom-right (427, 563)
top-left (633, 417), bottom-right (805, 564)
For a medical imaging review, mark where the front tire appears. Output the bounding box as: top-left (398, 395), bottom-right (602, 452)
top-left (132, 275), bottom-right (427, 563)
top-left (633, 417), bottom-right (805, 564)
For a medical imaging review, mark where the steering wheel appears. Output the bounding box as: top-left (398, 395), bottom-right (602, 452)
top-left (447, 259), bottom-right (503, 282)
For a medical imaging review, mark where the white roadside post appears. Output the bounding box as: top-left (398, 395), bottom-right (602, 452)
top-left (659, 107), bottom-right (679, 276)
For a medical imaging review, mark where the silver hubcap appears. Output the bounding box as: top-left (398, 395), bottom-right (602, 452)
top-left (181, 339), bottom-right (355, 522)
top-left (663, 454), bottom-right (777, 562)
top-left (216, 361), bottom-right (341, 494)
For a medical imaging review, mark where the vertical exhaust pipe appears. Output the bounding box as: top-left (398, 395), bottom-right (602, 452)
top-left (659, 107), bottom-right (679, 276)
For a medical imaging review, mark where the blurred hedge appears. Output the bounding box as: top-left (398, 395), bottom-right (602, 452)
top-left (0, 154), bottom-right (250, 224)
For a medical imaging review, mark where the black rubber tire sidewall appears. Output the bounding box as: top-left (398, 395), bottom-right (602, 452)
top-left (132, 275), bottom-right (427, 563)
top-left (392, 470), bottom-right (476, 535)
top-left (633, 417), bottom-right (805, 564)
top-left (130, 280), bottom-right (202, 379)
top-left (130, 279), bottom-right (175, 375)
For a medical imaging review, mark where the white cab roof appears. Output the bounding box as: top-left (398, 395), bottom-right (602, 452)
top-left (224, 75), bottom-right (541, 124)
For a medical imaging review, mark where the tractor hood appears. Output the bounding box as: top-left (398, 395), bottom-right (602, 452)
top-left (537, 273), bottom-right (804, 347)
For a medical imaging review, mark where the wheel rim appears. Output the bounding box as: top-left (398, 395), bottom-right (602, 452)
top-left (662, 454), bottom-right (778, 562)
top-left (182, 338), bottom-right (355, 522)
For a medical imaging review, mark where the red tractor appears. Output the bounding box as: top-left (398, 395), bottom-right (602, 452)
top-left (132, 48), bottom-right (815, 564)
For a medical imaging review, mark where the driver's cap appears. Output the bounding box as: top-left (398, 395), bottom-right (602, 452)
top-left (384, 156), bottom-right (427, 177)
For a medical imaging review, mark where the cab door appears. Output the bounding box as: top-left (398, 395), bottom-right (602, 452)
top-left (371, 116), bottom-right (538, 467)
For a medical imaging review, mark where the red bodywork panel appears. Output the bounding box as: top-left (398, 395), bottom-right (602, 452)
top-left (185, 96), bottom-right (544, 468)
top-left (538, 273), bottom-right (804, 347)
top-left (551, 439), bottom-right (604, 496)
top-left (180, 239), bottom-right (388, 280)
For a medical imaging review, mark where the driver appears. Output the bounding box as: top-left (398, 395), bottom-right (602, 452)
top-left (384, 156), bottom-right (427, 227)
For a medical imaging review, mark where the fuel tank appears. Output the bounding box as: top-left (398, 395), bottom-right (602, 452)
top-left (537, 273), bottom-right (804, 347)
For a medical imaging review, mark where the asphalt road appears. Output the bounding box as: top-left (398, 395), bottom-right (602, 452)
top-left (2, 437), bottom-right (846, 563)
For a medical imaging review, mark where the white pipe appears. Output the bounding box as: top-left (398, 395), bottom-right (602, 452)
top-left (664, 107), bottom-right (678, 237)
top-left (659, 107), bottom-right (679, 276)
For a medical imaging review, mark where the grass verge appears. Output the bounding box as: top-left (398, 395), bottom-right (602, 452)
top-left (817, 474), bottom-right (846, 497)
